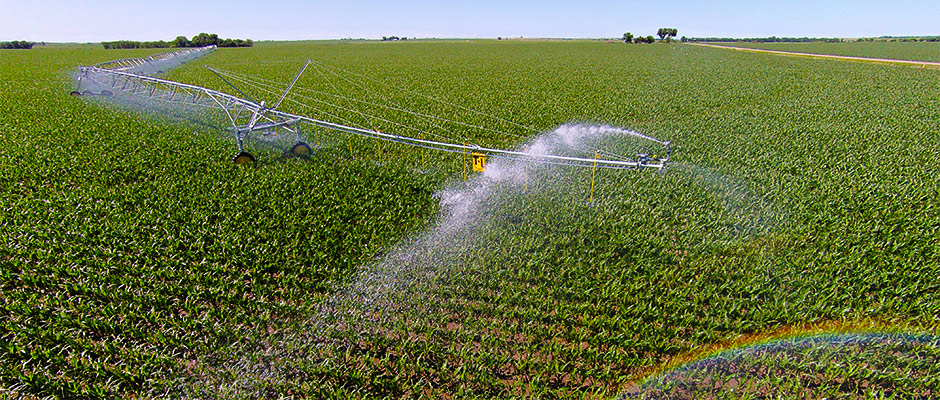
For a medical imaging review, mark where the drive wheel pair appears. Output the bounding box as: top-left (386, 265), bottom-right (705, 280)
top-left (232, 142), bottom-right (311, 164)
top-left (232, 151), bottom-right (256, 165)
top-left (290, 142), bottom-right (312, 157)
top-left (283, 142), bottom-right (312, 159)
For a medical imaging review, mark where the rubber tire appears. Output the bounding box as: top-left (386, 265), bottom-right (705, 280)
top-left (291, 142), bottom-right (312, 157)
top-left (100, 90), bottom-right (113, 96)
top-left (82, 90), bottom-right (95, 96)
top-left (232, 151), bottom-right (256, 165)
top-left (69, 91), bottom-right (82, 96)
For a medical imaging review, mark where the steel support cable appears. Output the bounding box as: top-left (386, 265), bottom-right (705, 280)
top-left (281, 94), bottom-right (452, 145)
top-left (298, 71), bottom-right (472, 146)
top-left (220, 70), bottom-right (436, 140)
top-left (302, 63), bottom-right (485, 145)
top-left (299, 88), bottom-right (459, 143)
top-left (192, 67), bottom-right (646, 164)
top-left (219, 66), bottom-right (567, 158)
top-left (301, 62), bottom-right (641, 161)
top-left (211, 70), bottom-right (362, 129)
top-left (308, 59), bottom-right (541, 136)
top-left (309, 62), bottom-right (380, 133)
top-left (214, 67), bottom-right (470, 145)
top-left (212, 69), bottom-right (365, 129)
top-left (219, 65), bottom-right (484, 145)
top-left (300, 79), bottom-right (518, 146)
top-left (221, 69), bottom-right (368, 130)
top-left (220, 68), bottom-right (460, 145)
top-left (280, 97), bottom-right (377, 137)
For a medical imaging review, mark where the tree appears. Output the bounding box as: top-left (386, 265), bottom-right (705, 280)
top-left (191, 32), bottom-right (220, 47)
top-left (1, 40), bottom-right (34, 49)
top-left (171, 36), bottom-right (191, 48)
top-left (622, 32), bottom-right (634, 43)
top-left (657, 28), bottom-right (678, 42)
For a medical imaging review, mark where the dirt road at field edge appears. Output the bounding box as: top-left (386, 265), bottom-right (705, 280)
top-left (689, 42), bottom-right (940, 68)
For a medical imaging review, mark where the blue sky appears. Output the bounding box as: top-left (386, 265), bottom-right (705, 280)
top-left (2, 0), bottom-right (938, 42)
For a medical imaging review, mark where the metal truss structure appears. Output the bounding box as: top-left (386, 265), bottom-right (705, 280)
top-left (76, 46), bottom-right (671, 169)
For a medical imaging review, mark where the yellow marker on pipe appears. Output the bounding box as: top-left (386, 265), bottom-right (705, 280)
top-left (590, 151), bottom-right (599, 202)
top-left (463, 142), bottom-right (469, 181)
top-left (347, 135), bottom-right (354, 158)
top-left (420, 133), bottom-right (426, 171)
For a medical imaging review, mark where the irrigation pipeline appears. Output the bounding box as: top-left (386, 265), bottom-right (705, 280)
top-left (91, 46), bottom-right (217, 73)
top-left (76, 49), bottom-right (671, 170)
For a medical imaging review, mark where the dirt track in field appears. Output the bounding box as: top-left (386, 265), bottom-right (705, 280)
top-left (689, 42), bottom-right (940, 69)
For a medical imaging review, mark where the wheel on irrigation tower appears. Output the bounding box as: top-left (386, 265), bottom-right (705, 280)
top-left (232, 151), bottom-right (256, 165)
top-left (290, 142), bottom-right (312, 157)
top-left (69, 90), bottom-right (82, 96)
top-left (100, 90), bottom-right (113, 96)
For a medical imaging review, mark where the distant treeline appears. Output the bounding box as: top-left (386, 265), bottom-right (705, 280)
top-left (620, 28), bottom-right (678, 44)
top-left (861, 36), bottom-right (940, 42)
top-left (681, 36), bottom-right (842, 43)
top-left (682, 36), bottom-right (940, 43)
top-left (102, 33), bottom-right (252, 49)
top-left (1, 41), bottom-right (35, 49)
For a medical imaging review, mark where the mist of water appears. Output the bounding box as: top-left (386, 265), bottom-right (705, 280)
top-left (671, 161), bottom-right (789, 239)
top-left (171, 124), bottom-right (668, 394)
top-left (325, 124), bottom-right (657, 323)
top-left (171, 123), bottom-right (791, 396)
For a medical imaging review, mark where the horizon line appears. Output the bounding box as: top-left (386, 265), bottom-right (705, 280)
top-left (14, 33), bottom-right (940, 44)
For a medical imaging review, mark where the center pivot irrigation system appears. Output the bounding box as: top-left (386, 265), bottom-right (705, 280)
top-left (75, 46), bottom-right (671, 170)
